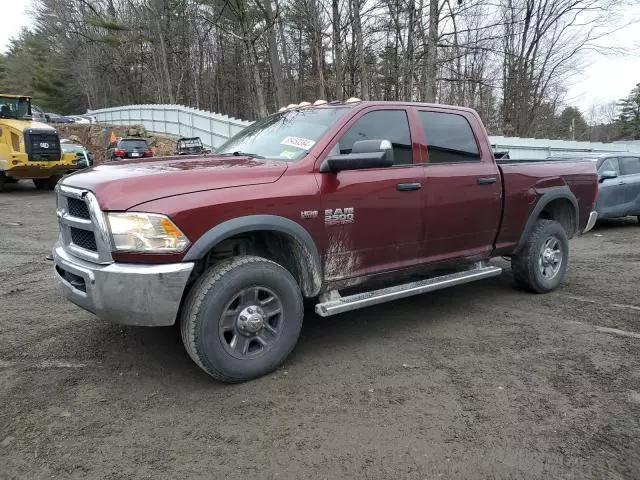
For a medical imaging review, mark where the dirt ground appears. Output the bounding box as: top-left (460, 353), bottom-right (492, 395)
top-left (1, 182), bottom-right (640, 480)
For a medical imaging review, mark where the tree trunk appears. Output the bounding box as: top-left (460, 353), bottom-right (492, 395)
top-left (404, 0), bottom-right (415, 101)
top-left (351, 0), bottom-right (368, 99)
top-left (332, 0), bottom-right (343, 101)
top-left (247, 40), bottom-right (268, 117)
top-left (155, 16), bottom-right (174, 104)
top-left (263, 0), bottom-right (286, 108)
top-left (424, 0), bottom-right (438, 103)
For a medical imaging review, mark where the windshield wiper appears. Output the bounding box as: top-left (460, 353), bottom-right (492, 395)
top-left (216, 151), bottom-right (265, 159)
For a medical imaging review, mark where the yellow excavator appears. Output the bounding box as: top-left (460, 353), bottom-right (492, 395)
top-left (0, 94), bottom-right (77, 190)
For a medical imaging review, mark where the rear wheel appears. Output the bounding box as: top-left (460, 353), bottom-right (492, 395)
top-left (33, 176), bottom-right (61, 190)
top-left (180, 256), bottom-right (303, 383)
top-left (511, 219), bottom-right (569, 293)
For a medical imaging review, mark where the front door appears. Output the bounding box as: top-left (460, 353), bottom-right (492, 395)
top-left (596, 157), bottom-right (626, 218)
top-left (316, 108), bottom-right (424, 281)
top-left (618, 156), bottom-right (640, 216)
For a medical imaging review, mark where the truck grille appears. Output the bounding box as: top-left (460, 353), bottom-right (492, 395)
top-left (25, 129), bottom-right (62, 161)
top-left (56, 186), bottom-right (113, 264)
top-left (70, 227), bottom-right (97, 251)
top-left (67, 197), bottom-right (90, 219)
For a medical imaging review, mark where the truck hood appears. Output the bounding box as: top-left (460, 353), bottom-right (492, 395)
top-left (0, 119), bottom-right (56, 132)
top-left (62, 155), bottom-right (288, 210)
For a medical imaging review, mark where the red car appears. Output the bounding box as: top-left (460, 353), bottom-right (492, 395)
top-left (53, 100), bottom-right (598, 382)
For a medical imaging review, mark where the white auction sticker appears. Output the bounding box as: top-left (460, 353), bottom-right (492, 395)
top-left (281, 136), bottom-right (316, 150)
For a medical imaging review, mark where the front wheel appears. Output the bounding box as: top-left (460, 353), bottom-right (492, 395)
top-left (511, 219), bottom-right (569, 293)
top-left (180, 256), bottom-right (303, 383)
top-left (33, 176), bottom-right (61, 190)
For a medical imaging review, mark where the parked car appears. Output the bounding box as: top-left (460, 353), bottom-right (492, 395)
top-left (107, 137), bottom-right (153, 160)
top-left (591, 153), bottom-right (640, 222)
top-left (60, 139), bottom-right (93, 169)
top-left (46, 113), bottom-right (75, 124)
top-left (52, 99), bottom-right (598, 383)
top-left (68, 115), bottom-right (91, 124)
top-left (176, 137), bottom-right (210, 155)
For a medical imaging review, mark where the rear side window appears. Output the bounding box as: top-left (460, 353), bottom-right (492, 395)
top-left (338, 110), bottom-right (413, 165)
top-left (598, 157), bottom-right (619, 175)
top-left (419, 111), bottom-right (480, 163)
top-left (119, 139), bottom-right (149, 149)
top-left (619, 157), bottom-right (640, 175)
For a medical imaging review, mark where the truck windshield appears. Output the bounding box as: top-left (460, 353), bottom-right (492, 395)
top-left (0, 97), bottom-right (32, 119)
top-left (216, 107), bottom-right (349, 161)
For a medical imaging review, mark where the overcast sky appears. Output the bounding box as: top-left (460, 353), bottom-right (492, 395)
top-left (2, 0), bottom-right (639, 113)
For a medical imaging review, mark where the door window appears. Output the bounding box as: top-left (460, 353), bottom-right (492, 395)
top-left (597, 157), bottom-right (619, 176)
top-left (619, 157), bottom-right (640, 175)
top-left (419, 111), bottom-right (480, 163)
top-left (337, 110), bottom-right (413, 165)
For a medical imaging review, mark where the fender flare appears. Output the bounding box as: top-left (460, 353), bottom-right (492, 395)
top-left (514, 187), bottom-right (579, 253)
top-left (183, 215), bottom-right (322, 296)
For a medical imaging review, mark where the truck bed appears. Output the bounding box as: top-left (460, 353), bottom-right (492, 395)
top-left (494, 159), bottom-right (598, 254)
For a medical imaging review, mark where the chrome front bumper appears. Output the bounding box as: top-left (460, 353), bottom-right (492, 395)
top-left (53, 245), bottom-right (194, 326)
top-left (583, 211), bottom-right (598, 233)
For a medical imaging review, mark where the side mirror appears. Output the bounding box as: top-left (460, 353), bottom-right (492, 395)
top-left (320, 139), bottom-right (394, 173)
top-left (599, 170), bottom-right (617, 182)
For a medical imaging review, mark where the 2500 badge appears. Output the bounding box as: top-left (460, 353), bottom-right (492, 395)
top-left (325, 207), bottom-right (355, 225)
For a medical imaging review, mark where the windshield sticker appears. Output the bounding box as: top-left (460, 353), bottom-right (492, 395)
top-left (280, 150), bottom-right (297, 159)
top-left (281, 136), bottom-right (316, 150)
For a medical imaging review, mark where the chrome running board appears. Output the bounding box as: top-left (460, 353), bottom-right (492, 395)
top-left (315, 265), bottom-right (503, 317)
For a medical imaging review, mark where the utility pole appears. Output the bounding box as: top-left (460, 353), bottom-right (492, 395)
top-left (570, 117), bottom-right (575, 141)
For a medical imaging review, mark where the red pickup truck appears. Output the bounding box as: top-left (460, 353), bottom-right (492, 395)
top-left (53, 100), bottom-right (598, 382)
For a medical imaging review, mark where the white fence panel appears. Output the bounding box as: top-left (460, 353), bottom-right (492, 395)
top-left (88, 104), bottom-right (252, 149)
top-left (88, 104), bottom-right (639, 157)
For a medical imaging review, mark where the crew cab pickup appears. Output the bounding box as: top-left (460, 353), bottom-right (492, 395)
top-left (52, 100), bottom-right (599, 382)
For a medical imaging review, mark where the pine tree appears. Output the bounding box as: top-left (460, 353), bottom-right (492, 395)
top-left (615, 83), bottom-right (640, 140)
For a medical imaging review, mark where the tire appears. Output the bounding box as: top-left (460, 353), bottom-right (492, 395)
top-left (33, 176), bottom-right (61, 190)
top-left (511, 219), bottom-right (569, 293)
top-left (180, 255), bottom-right (304, 383)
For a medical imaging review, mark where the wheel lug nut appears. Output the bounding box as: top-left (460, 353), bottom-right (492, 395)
top-left (248, 307), bottom-right (254, 314)
top-left (240, 315), bottom-right (246, 321)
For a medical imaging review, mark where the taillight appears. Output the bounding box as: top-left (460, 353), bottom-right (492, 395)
top-left (143, 150), bottom-right (153, 158)
top-left (114, 149), bottom-right (125, 156)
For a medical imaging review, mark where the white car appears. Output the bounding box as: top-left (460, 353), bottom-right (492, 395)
top-left (69, 115), bottom-right (91, 124)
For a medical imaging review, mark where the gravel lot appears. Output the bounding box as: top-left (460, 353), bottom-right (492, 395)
top-left (2, 182), bottom-right (640, 480)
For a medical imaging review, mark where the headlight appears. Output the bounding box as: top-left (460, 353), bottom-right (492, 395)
top-left (106, 212), bottom-right (190, 252)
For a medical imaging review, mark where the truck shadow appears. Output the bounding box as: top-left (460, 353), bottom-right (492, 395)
top-left (94, 272), bottom-right (515, 387)
top-left (592, 217), bottom-right (639, 231)
top-left (0, 181), bottom-right (56, 195)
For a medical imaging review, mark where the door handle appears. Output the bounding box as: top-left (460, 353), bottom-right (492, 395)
top-left (619, 181), bottom-right (626, 185)
top-left (396, 182), bottom-right (422, 191)
top-left (477, 177), bottom-right (497, 185)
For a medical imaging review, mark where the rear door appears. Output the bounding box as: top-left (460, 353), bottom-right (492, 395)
top-left (416, 109), bottom-right (502, 262)
top-left (316, 108), bottom-right (425, 280)
top-left (618, 156), bottom-right (640, 215)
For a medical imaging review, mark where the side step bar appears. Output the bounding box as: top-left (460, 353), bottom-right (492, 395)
top-left (315, 265), bottom-right (503, 317)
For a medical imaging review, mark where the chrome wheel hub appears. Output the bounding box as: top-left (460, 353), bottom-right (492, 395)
top-left (237, 305), bottom-right (265, 335)
top-left (538, 236), bottom-right (562, 279)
